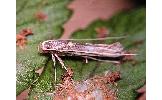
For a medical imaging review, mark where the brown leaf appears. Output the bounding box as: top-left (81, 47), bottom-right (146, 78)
top-left (20, 28), bottom-right (33, 36)
top-left (16, 28), bottom-right (33, 49)
top-left (137, 85), bottom-right (146, 100)
top-left (16, 88), bottom-right (30, 100)
top-left (61, 0), bottom-right (133, 39)
top-left (35, 67), bottom-right (44, 76)
top-left (35, 11), bottom-right (48, 21)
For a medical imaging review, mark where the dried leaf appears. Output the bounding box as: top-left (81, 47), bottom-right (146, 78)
top-left (61, 0), bottom-right (133, 39)
top-left (16, 88), bottom-right (30, 100)
top-left (35, 67), bottom-right (44, 76)
top-left (16, 28), bottom-right (33, 49)
top-left (35, 11), bottom-right (48, 21)
top-left (54, 68), bottom-right (120, 100)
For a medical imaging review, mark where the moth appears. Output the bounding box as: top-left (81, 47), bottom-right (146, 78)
top-left (38, 37), bottom-right (135, 81)
top-left (38, 38), bottom-right (134, 70)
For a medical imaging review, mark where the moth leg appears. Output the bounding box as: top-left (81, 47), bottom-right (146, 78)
top-left (85, 57), bottom-right (88, 63)
top-left (52, 54), bottom-right (56, 66)
top-left (83, 56), bottom-right (88, 63)
top-left (52, 54), bottom-right (57, 83)
top-left (83, 56), bottom-right (120, 64)
top-left (54, 54), bottom-right (67, 71)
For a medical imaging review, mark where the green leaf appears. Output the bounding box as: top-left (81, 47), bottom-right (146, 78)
top-left (28, 60), bottom-right (55, 100)
top-left (16, 0), bottom-right (72, 95)
top-left (28, 8), bottom-right (145, 100)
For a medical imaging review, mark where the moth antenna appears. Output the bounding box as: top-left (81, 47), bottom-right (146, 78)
top-left (58, 36), bottom-right (128, 41)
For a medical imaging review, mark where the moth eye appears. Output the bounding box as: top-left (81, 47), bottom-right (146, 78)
top-left (46, 45), bottom-right (50, 49)
top-left (44, 42), bottom-right (52, 49)
top-left (46, 44), bottom-right (53, 49)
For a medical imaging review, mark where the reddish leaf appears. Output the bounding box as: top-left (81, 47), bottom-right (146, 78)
top-left (16, 88), bottom-right (30, 100)
top-left (35, 11), bottom-right (48, 21)
top-left (61, 0), bottom-right (133, 39)
top-left (16, 28), bottom-right (33, 49)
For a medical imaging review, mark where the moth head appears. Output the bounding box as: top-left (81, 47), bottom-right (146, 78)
top-left (38, 40), bottom-right (54, 53)
top-left (43, 41), bottom-right (53, 49)
top-left (38, 40), bottom-right (66, 53)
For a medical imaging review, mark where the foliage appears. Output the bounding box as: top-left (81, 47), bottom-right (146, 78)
top-left (16, 0), bottom-right (145, 99)
top-left (16, 0), bottom-right (72, 95)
